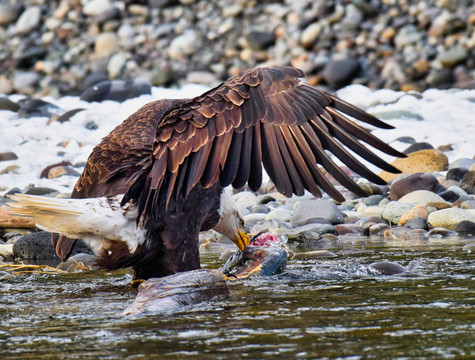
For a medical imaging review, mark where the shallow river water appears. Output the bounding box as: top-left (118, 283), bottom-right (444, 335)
top-left (1, 235), bottom-right (474, 359)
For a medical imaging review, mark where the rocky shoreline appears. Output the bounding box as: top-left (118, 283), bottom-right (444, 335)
top-left (1, 0), bottom-right (475, 99)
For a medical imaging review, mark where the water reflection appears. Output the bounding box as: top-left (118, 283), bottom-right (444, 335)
top-left (1, 235), bottom-right (474, 359)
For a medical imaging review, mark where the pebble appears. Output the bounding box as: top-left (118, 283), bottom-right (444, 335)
top-left (436, 47), bottom-right (468, 68)
top-left (453, 221), bottom-right (475, 236)
top-left (80, 79), bottom-right (152, 102)
top-left (0, 152), bottom-right (18, 162)
top-left (428, 208), bottom-right (475, 230)
top-left (399, 205), bottom-right (429, 225)
top-left (404, 217), bottom-right (429, 230)
top-left (389, 173), bottom-right (440, 201)
top-left (398, 190), bottom-right (448, 207)
top-left (57, 253), bottom-right (99, 271)
top-left (379, 150), bottom-right (448, 182)
top-left (15, 6), bottom-right (41, 34)
top-left (402, 142), bottom-right (434, 154)
top-left (322, 58), bottom-right (360, 89)
top-left (446, 167), bottom-right (469, 181)
top-left (168, 30), bottom-right (197, 60)
top-left (381, 201), bottom-right (415, 224)
top-left (449, 158), bottom-right (475, 170)
top-left (94, 32), bottom-right (119, 57)
top-left (0, 4), bottom-right (21, 25)
top-left (292, 199), bottom-right (345, 226)
top-left (460, 171), bottom-right (475, 194)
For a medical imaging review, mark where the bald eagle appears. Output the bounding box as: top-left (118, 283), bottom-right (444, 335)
top-left (9, 67), bottom-right (403, 280)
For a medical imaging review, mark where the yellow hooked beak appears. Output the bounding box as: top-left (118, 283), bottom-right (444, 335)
top-left (234, 228), bottom-right (250, 252)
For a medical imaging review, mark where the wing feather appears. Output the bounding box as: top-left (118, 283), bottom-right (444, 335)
top-left (121, 67), bottom-right (404, 222)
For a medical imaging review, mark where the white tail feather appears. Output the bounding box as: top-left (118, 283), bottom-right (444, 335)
top-left (8, 194), bottom-right (145, 254)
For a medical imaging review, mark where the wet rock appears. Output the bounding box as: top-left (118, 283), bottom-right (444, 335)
top-left (122, 269), bottom-right (228, 315)
top-left (369, 223), bottom-right (390, 235)
top-left (404, 217), bottom-right (429, 230)
top-left (80, 79), bottom-right (152, 102)
top-left (292, 199), bottom-right (344, 226)
top-left (402, 142), bottom-right (434, 154)
top-left (389, 173), bottom-right (440, 201)
top-left (381, 201), bottom-right (415, 225)
top-left (322, 58), bottom-right (360, 89)
top-left (57, 253), bottom-right (99, 271)
top-left (460, 171), bottom-right (475, 194)
top-left (399, 205), bottom-right (429, 225)
top-left (334, 224), bottom-right (361, 235)
top-left (282, 223), bottom-right (337, 242)
top-left (0, 152), bottom-right (18, 162)
top-left (11, 231), bottom-right (92, 261)
top-left (0, 97), bottom-right (20, 112)
top-left (398, 190), bottom-right (448, 207)
top-left (428, 208), bottom-right (475, 230)
top-left (379, 150), bottom-right (448, 182)
top-left (453, 221), bottom-right (475, 236)
top-left (370, 261), bottom-right (407, 275)
top-left (428, 228), bottom-right (458, 237)
top-left (11, 231), bottom-right (60, 260)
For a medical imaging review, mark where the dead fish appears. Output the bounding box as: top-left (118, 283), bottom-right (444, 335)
top-left (122, 269), bottom-right (229, 315)
top-left (221, 232), bottom-right (288, 279)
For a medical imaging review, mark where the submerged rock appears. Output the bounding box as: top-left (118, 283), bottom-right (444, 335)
top-left (369, 261), bottom-right (407, 275)
top-left (122, 269), bottom-right (228, 315)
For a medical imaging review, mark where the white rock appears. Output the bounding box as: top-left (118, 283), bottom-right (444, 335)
top-left (107, 52), bottom-right (126, 79)
top-left (292, 199), bottom-right (344, 225)
top-left (95, 32), bottom-right (119, 57)
top-left (83, 0), bottom-right (114, 16)
top-left (265, 207), bottom-right (293, 222)
top-left (428, 208), bottom-right (475, 230)
top-left (16, 6), bottom-right (41, 34)
top-left (233, 191), bottom-right (258, 215)
top-left (168, 30), bottom-right (197, 60)
top-left (381, 201), bottom-right (415, 224)
top-left (398, 190), bottom-right (449, 206)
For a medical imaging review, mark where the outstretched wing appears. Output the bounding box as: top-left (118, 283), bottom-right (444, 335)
top-left (122, 66), bottom-right (404, 221)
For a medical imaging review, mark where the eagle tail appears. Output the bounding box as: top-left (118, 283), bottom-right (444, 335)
top-left (7, 194), bottom-right (144, 254)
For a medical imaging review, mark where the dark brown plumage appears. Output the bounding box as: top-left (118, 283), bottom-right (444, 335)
top-left (53, 66), bottom-right (404, 279)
